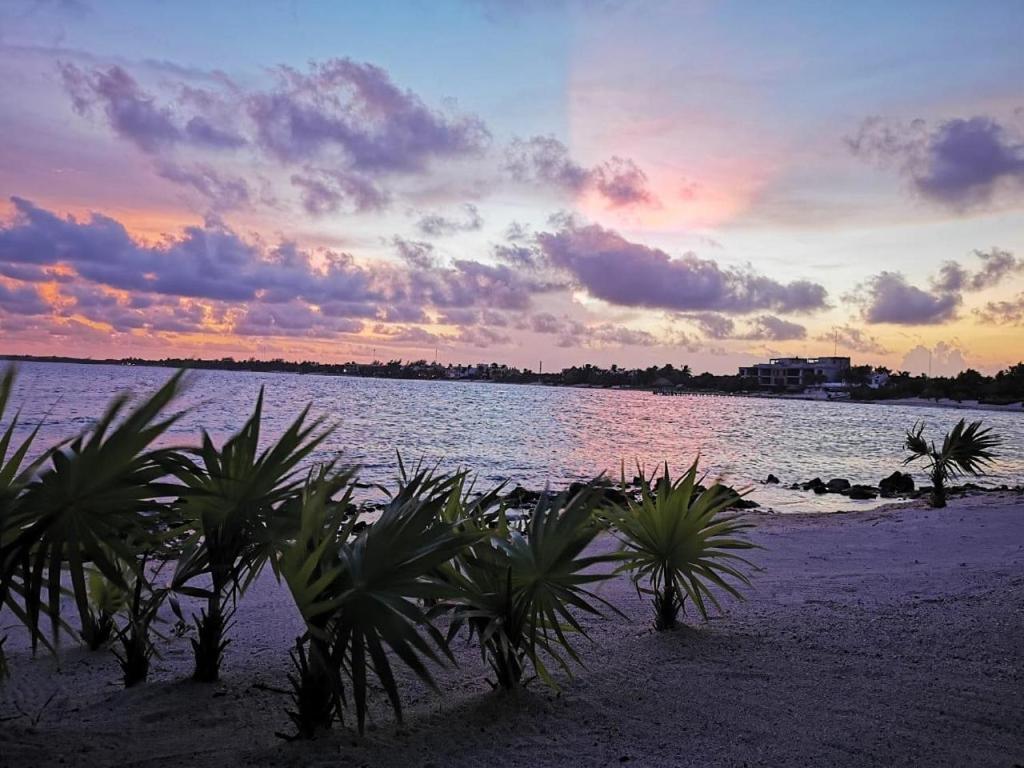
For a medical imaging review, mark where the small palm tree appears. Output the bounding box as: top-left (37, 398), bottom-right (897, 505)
top-left (1, 371), bottom-right (188, 651)
top-left (904, 419), bottom-right (1001, 507)
top-left (606, 461), bottom-right (756, 631)
top-left (172, 387), bottom-right (331, 682)
top-left (275, 464), bottom-right (482, 738)
top-left (444, 483), bottom-right (620, 690)
top-left (0, 365), bottom-right (49, 677)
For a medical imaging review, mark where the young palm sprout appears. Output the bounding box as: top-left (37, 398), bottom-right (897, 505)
top-left (904, 419), bottom-right (1001, 507)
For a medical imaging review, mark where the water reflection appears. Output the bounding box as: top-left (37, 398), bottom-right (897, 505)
top-left (9, 362), bottom-right (1023, 513)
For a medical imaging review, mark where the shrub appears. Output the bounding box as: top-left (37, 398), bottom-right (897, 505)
top-left (606, 461), bottom-right (756, 630)
top-left (275, 464), bottom-right (480, 738)
top-left (171, 387), bottom-right (331, 682)
top-left (904, 419), bottom-right (1001, 507)
top-left (444, 483), bottom-right (619, 690)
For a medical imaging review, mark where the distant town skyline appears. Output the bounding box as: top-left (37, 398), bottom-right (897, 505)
top-left (1, 1), bottom-right (1022, 375)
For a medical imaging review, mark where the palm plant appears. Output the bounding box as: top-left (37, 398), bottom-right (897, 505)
top-left (83, 563), bottom-right (130, 650)
top-left (443, 483), bottom-right (619, 690)
top-left (0, 365), bottom-right (46, 675)
top-left (0, 371), bottom-right (188, 650)
top-left (275, 465), bottom-right (481, 738)
top-left (112, 554), bottom-right (167, 687)
top-left (904, 419), bottom-right (1001, 507)
top-left (606, 461), bottom-right (756, 631)
top-left (172, 387), bottom-right (331, 682)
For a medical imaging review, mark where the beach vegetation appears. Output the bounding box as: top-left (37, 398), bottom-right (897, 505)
top-left (606, 461), bottom-right (756, 630)
top-left (442, 484), bottom-right (619, 690)
top-left (275, 463), bottom-right (481, 738)
top-left (170, 388), bottom-right (331, 682)
top-left (904, 419), bottom-right (1001, 507)
top-left (0, 371), bottom-right (187, 651)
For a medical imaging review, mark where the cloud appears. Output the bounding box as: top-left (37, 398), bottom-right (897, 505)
top-left (504, 135), bottom-right (655, 207)
top-left (851, 248), bottom-right (1020, 326)
top-left (848, 115), bottom-right (1024, 209)
top-left (849, 271), bottom-right (960, 325)
top-left (814, 325), bottom-right (889, 355)
top-left (931, 247), bottom-right (1022, 293)
top-left (157, 162), bottom-right (251, 210)
top-left (60, 63), bottom-right (181, 153)
top-left (247, 59), bottom-right (490, 172)
top-left (290, 171), bottom-right (389, 214)
top-left (685, 312), bottom-right (735, 339)
top-left (901, 342), bottom-right (969, 376)
top-left (592, 157), bottom-right (653, 207)
top-left (392, 237), bottom-right (436, 269)
top-left (535, 221), bottom-right (828, 314)
top-left (0, 281), bottom-right (49, 315)
top-left (0, 198), bottom-right (556, 335)
top-left (415, 203), bottom-right (483, 237)
top-left (734, 315), bottom-right (806, 341)
top-left (974, 293), bottom-right (1024, 326)
top-left (58, 58), bottom-right (489, 213)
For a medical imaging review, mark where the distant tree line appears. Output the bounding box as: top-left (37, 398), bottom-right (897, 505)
top-left (842, 364), bottom-right (1024, 405)
top-left (1, 354), bottom-right (1021, 403)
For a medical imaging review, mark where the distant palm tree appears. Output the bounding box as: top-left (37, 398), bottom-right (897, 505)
top-left (904, 419), bottom-right (1001, 507)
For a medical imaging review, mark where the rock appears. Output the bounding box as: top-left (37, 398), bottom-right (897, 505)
top-left (765, 474), bottom-right (780, 484)
top-left (879, 471), bottom-right (915, 496)
top-left (845, 485), bottom-right (878, 500)
top-left (826, 478), bottom-right (851, 492)
top-left (729, 498), bottom-right (761, 509)
top-left (504, 485), bottom-right (541, 507)
top-left (801, 477), bottom-right (826, 492)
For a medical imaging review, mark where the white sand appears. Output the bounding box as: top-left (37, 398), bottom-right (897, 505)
top-left (2, 492), bottom-right (1023, 767)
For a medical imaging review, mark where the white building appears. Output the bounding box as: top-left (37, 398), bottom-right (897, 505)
top-left (738, 356), bottom-right (851, 389)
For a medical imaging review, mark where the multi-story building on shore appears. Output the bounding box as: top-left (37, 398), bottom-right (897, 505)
top-left (738, 356), bottom-right (851, 389)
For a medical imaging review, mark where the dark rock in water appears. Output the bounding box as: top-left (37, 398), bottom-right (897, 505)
top-left (879, 471), bottom-right (915, 496)
top-left (826, 478), bottom-right (851, 493)
top-left (813, 485), bottom-right (829, 495)
top-left (729, 498), bottom-right (761, 509)
top-left (845, 485), bottom-right (878, 500)
top-left (505, 485), bottom-right (541, 507)
top-left (567, 481), bottom-right (628, 506)
top-left (765, 474), bottom-right (780, 484)
top-left (801, 478), bottom-right (825, 492)
top-left (788, 482), bottom-right (801, 490)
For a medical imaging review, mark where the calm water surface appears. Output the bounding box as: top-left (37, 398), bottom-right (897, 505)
top-left (7, 362), bottom-right (1023, 513)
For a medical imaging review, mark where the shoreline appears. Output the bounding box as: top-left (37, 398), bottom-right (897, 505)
top-left (5, 355), bottom-right (1021, 416)
top-left (2, 490), bottom-right (1022, 767)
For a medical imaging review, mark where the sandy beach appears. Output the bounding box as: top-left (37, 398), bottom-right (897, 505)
top-left (2, 492), bottom-right (1022, 768)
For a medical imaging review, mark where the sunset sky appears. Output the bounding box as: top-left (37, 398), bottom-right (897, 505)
top-left (1, 0), bottom-right (1022, 374)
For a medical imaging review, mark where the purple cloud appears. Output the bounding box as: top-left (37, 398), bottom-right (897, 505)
top-left (814, 325), bottom-right (888, 355)
top-left (974, 293), bottom-right (1024, 326)
top-left (850, 271), bottom-right (960, 325)
top-left (931, 247), bottom-right (1022, 293)
top-left (848, 115), bottom-right (1024, 208)
top-left (248, 59), bottom-right (490, 172)
top-left (416, 204), bottom-right (483, 237)
top-left (536, 222), bottom-right (828, 314)
top-left (505, 136), bottom-right (655, 207)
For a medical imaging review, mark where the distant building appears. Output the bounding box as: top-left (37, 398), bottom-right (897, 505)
top-left (738, 356), bottom-right (851, 389)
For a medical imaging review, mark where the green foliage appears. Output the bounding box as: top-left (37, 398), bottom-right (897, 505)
top-left (275, 464), bottom-right (480, 737)
top-left (444, 483), bottom-right (619, 690)
top-left (171, 387), bottom-right (331, 681)
top-left (904, 419), bottom-right (1001, 507)
top-left (0, 366), bottom-right (51, 650)
top-left (0, 370), bottom-right (187, 649)
top-left (606, 461), bottom-right (756, 630)
top-left (83, 564), bottom-right (130, 650)
top-left (112, 555), bottom-right (167, 687)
